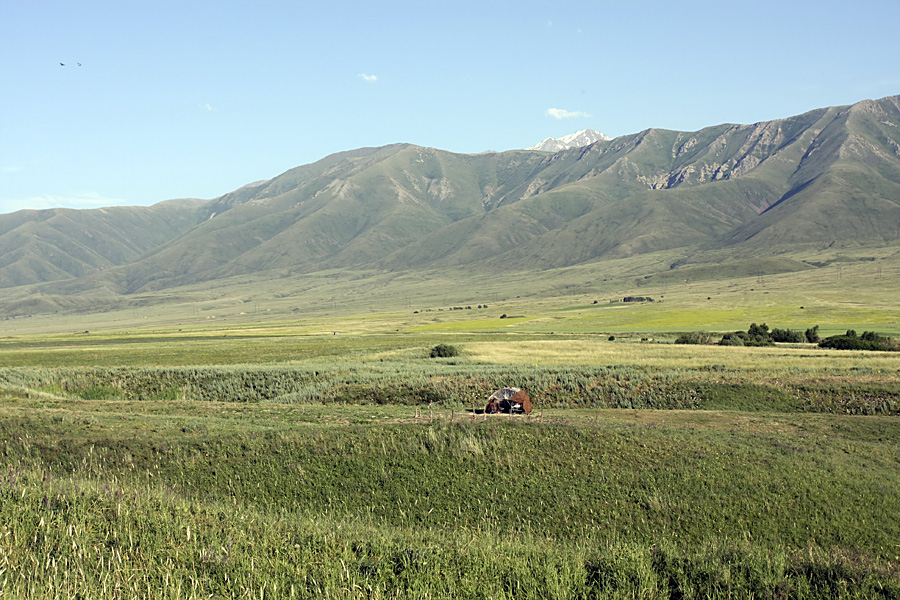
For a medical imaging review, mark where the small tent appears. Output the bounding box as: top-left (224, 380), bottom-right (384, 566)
top-left (485, 387), bottom-right (532, 415)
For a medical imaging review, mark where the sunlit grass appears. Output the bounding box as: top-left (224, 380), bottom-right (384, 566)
top-left (4, 242), bottom-right (900, 338)
top-left (409, 316), bottom-right (533, 332)
top-left (465, 339), bottom-right (900, 374)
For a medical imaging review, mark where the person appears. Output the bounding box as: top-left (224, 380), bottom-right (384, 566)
top-left (485, 397), bottom-right (500, 414)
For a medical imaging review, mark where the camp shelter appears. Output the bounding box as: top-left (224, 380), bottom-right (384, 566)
top-left (485, 387), bottom-right (532, 414)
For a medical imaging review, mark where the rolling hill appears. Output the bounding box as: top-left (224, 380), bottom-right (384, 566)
top-left (2, 95), bottom-right (899, 318)
top-left (0, 199), bottom-right (205, 289)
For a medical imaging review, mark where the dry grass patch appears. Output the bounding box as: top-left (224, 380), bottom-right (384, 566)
top-left (464, 339), bottom-right (900, 373)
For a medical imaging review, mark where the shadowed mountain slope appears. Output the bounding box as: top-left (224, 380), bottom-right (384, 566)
top-left (0, 199), bottom-right (205, 289)
top-left (720, 97), bottom-right (900, 249)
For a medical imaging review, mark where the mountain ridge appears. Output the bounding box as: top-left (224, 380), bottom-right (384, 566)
top-left (2, 95), bottom-right (900, 317)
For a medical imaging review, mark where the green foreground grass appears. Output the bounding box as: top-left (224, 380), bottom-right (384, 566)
top-left (2, 396), bottom-right (899, 599)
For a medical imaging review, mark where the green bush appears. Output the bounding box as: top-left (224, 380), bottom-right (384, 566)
top-left (718, 332), bottom-right (746, 346)
top-left (719, 323), bottom-right (774, 347)
top-left (678, 325), bottom-right (821, 346)
top-left (770, 328), bottom-right (805, 343)
top-left (429, 344), bottom-right (460, 358)
top-left (819, 330), bottom-right (900, 351)
top-left (675, 332), bottom-right (716, 345)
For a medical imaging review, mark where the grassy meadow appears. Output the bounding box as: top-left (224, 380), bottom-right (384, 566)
top-left (2, 270), bottom-right (900, 598)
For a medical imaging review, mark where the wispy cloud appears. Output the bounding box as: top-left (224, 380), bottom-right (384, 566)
top-left (1, 165), bottom-right (24, 174)
top-left (359, 73), bottom-right (377, 83)
top-left (200, 103), bottom-right (215, 111)
top-left (0, 192), bottom-right (129, 214)
top-left (546, 108), bottom-right (592, 119)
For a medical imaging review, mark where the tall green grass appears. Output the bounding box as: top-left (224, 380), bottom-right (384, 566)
top-left (3, 359), bottom-right (899, 414)
top-left (2, 404), bottom-right (899, 598)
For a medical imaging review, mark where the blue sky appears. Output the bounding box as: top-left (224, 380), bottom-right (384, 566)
top-left (2, 0), bottom-right (899, 214)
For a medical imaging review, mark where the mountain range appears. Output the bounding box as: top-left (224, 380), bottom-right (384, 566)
top-left (2, 95), bottom-right (900, 318)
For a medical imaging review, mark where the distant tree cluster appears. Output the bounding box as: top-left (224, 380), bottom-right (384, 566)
top-left (819, 330), bottom-right (900, 351)
top-left (676, 323), bottom-right (899, 351)
top-left (623, 296), bottom-right (654, 303)
top-left (719, 323), bottom-right (776, 346)
top-left (676, 324), bottom-right (822, 346)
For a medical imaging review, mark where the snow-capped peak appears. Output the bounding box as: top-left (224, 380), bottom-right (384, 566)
top-left (527, 129), bottom-right (611, 152)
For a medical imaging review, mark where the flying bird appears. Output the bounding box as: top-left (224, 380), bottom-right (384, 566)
top-left (60, 62), bottom-right (65, 66)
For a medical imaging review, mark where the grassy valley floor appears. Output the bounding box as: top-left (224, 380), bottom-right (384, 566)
top-left (1, 325), bottom-right (899, 598)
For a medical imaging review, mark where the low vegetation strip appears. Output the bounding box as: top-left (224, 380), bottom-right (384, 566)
top-left (2, 359), bottom-right (899, 415)
top-left (677, 323), bottom-right (900, 351)
top-left (1, 398), bottom-right (899, 598)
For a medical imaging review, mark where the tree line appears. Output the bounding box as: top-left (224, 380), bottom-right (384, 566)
top-left (676, 323), bottom-right (898, 351)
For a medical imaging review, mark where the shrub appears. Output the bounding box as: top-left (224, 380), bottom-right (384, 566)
top-left (805, 325), bottom-right (820, 343)
top-left (718, 332), bottom-right (745, 347)
top-left (770, 328), bottom-right (804, 343)
top-left (429, 344), bottom-right (460, 358)
top-left (719, 324), bottom-right (774, 347)
top-left (819, 331), bottom-right (900, 351)
top-left (747, 323), bottom-right (770, 340)
top-left (675, 332), bottom-right (716, 345)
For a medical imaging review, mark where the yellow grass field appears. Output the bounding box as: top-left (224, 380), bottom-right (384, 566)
top-left (464, 338), bottom-right (900, 374)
